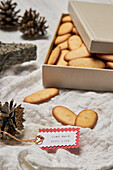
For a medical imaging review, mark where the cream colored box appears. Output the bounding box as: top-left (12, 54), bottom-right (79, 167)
top-left (42, 3), bottom-right (113, 91)
top-left (68, 0), bottom-right (113, 54)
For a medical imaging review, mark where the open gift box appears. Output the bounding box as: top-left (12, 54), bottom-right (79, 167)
top-left (42, 0), bottom-right (113, 91)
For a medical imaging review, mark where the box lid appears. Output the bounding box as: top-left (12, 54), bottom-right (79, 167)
top-left (68, 0), bottom-right (113, 54)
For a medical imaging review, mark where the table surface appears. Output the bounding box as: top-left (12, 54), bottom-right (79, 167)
top-left (1, 0), bottom-right (113, 169)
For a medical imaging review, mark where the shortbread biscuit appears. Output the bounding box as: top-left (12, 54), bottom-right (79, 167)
top-left (52, 106), bottom-right (77, 125)
top-left (56, 50), bottom-right (69, 66)
top-left (96, 54), bottom-right (113, 62)
top-left (81, 43), bottom-right (86, 47)
top-left (23, 88), bottom-right (59, 104)
top-left (75, 109), bottom-right (98, 129)
top-left (55, 34), bottom-right (71, 45)
top-left (58, 41), bottom-right (68, 50)
top-left (47, 46), bottom-right (61, 65)
top-left (68, 57), bottom-right (106, 69)
top-left (68, 35), bottom-right (82, 50)
top-left (72, 27), bottom-right (79, 35)
top-left (64, 46), bottom-right (91, 61)
top-left (106, 61), bottom-right (113, 69)
top-left (62, 15), bottom-right (72, 22)
top-left (58, 22), bottom-right (73, 36)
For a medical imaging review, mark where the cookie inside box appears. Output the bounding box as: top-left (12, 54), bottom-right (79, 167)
top-left (43, 13), bottom-right (113, 91)
top-left (45, 14), bottom-right (113, 70)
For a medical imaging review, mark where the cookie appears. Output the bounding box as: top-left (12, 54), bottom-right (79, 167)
top-left (52, 106), bottom-right (77, 125)
top-left (47, 46), bottom-right (61, 65)
top-left (96, 54), bottom-right (113, 62)
top-left (58, 22), bottom-right (73, 36)
top-left (23, 88), bottom-right (59, 104)
top-left (75, 109), bottom-right (98, 129)
top-left (64, 45), bottom-right (91, 61)
top-left (56, 50), bottom-right (69, 66)
top-left (68, 35), bottom-right (82, 50)
top-left (106, 61), bottom-right (113, 69)
top-left (64, 46), bottom-right (91, 61)
top-left (72, 27), bottom-right (79, 34)
top-left (58, 41), bottom-right (68, 50)
top-left (55, 34), bottom-right (71, 45)
top-left (81, 43), bottom-right (86, 47)
top-left (68, 57), bottom-right (106, 69)
top-left (62, 15), bottom-right (72, 22)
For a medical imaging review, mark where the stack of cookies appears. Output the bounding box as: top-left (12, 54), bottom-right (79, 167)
top-left (47, 14), bottom-right (113, 69)
top-left (96, 54), bottom-right (113, 69)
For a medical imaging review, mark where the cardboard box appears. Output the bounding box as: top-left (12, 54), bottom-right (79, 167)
top-left (68, 0), bottom-right (113, 54)
top-left (42, 2), bottom-right (113, 92)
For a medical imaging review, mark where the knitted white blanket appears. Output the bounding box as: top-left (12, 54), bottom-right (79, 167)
top-left (0, 0), bottom-right (113, 169)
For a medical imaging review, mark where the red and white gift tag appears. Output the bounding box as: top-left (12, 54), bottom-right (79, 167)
top-left (36, 126), bottom-right (80, 150)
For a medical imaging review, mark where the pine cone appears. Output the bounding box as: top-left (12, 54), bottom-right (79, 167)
top-left (0, 99), bottom-right (25, 140)
top-left (0, 0), bottom-right (20, 29)
top-left (19, 8), bottom-right (49, 38)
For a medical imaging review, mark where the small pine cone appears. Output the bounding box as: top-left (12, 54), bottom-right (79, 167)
top-left (18, 8), bottom-right (49, 38)
top-left (0, 99), bottom-right (25, 140)
top-left (0, 0), bottom-right (20, 29)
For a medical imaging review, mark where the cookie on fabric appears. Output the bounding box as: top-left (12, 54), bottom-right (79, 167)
top-left (75, 109), bottom-right (98, 129)
top-left (56, 50), bottom-right (69, 66)
top-left (52, 106), bottom-right (77, 125)
top-left (47, 46), bottom-right (61, 65)
top-left (55, 34), bottom-right (71, 45)
top-left (23, 88), bottom-right (59, 104)
top-left (62, 15), bottom-right (72, 22)
top-left (68, 57), bottom-right (106, 69)
top-left (96, 54), bottom-right (113, 62)
top-left (68, 35), bottom-right (82, 50)
top-left (58, 22), bottom-right (73, 36)
top-left (64, 46), bottom-right (91, 61)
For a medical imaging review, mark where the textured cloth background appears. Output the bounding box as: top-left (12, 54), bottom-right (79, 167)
top-left (0, 0), bottom-right (113, 169)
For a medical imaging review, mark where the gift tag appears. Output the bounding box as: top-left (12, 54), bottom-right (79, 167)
top-left (36, 126), bottom-right (80, 150)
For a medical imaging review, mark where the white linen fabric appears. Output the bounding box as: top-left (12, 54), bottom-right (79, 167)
top-left (0, 0), bottom-right (113, 169)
